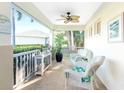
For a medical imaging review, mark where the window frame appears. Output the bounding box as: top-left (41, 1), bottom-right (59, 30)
top-left (95, 19), bottom-right (101, 36)
top-left (11, 3), bottom-right (52, 47)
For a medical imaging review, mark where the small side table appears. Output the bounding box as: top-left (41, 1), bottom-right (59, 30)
top-left (35, 55), bottom-right (42, 75)
top-left (35, 52), bottom-right (52, 76)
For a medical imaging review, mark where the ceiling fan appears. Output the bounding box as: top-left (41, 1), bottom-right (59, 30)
top-left (57, 12), bottom-right (80, 24)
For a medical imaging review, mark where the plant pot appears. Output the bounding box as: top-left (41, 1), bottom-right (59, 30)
top-left (56, 52), bottom-right (63, 62)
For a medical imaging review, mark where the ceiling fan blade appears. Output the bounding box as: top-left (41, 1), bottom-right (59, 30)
top-left (64, 20), bottom-right (69, 24)
top-left (71, 15), bottom-right (80, 19)
top-left (71, 19), bottom-right (79, 23)
top-left (56, 18), bottom-right (66, 20)
top-left (61, 15), bottom-right (67, 18)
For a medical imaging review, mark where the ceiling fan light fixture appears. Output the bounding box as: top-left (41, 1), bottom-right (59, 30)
top-left (57, 12), bottom-right (80, 24)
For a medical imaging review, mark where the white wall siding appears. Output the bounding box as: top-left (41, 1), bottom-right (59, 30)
top-left (16, 37), bottom-right (45, 45)
top-left (85, 3), bottom-right (124, 89)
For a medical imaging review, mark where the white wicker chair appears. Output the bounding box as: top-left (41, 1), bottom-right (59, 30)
top-left (65, 56), bottom-right (105, 90)
top-left (70, 48), bottom-right (93, 68)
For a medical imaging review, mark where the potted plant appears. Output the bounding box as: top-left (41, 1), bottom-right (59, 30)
top-left (54, 33), bottom-right (67, 62)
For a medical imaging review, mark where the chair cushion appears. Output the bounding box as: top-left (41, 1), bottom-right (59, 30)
top-left (72, 66), bottom-right (85, 72)
top-left (71, 66), bottom-right (91, 82)
top-left (81, 76), bottom-right (91, 82)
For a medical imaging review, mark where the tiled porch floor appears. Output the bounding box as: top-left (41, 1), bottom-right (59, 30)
top-left (19, 57), bottom-right (85, 90)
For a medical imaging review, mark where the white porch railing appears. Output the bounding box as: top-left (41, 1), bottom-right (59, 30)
top-left (35, 51), bottom-right (52, 76)
top-left (13, 50), bottom-right (40, 88)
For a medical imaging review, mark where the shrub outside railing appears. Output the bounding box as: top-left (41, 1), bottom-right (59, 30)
top-left (13, 44), bottom-right (47, 54)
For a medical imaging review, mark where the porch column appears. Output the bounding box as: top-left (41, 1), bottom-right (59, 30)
top-left (70, 31), bottom-right (75, 51)
top-left (67, 31), bottom-right (71, 51)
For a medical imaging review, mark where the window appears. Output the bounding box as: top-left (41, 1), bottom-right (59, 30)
top-left (73, 31), bottom-right (84, 47)
top-left (96, 21), bottom-right (101, 35)
top-left (94, 19), bottom-right (101, 36)
top-left (90, 26), bottom-right (93, 37)
top-left (11, 4), bottom-right (52, 46)
top-left (88, 26), bottom-right (93, 38)
top-left (84, 29), bottom-right (88, 39)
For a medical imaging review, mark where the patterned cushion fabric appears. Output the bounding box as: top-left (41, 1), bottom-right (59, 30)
top-left (81, 76), bottom-right (91, 82)
top-left (72, 66), bottom-right (91, 82)
top-left (72, 66), bottom-right (85, 72)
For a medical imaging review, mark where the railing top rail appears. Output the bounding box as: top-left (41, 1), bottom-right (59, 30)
top-left (13, 49), bottom-right (40, 57)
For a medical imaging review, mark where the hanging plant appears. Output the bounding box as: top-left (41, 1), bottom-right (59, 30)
top-left (31, 18), bottom-right (34, 22)
top-left (16, 10), bottom-right (22, 21)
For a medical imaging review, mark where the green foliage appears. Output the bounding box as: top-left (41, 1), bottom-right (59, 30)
top-left (13, 44), bottom-right (47, 54)
top-left (54, 33), bottom-right (68, 52)
top-left (73, 31), bottom-right (84, 47)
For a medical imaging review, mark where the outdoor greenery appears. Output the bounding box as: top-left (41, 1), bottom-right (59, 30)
top-left (13, 44), bottom-right (47, 54)
top-left (50, 33), bottom-right (68, 60)
top-left (54, 33), bottom-right (68, 52)
top-left (73, 31), bottom-right (84, 47)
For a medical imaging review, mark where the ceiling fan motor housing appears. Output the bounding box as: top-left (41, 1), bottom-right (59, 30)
top-left (67, 12), bottom-right (71, 16)
top-left (57, 12), bottom-right (79, 24)
top-left (66, 12), bottom-right (72, 21)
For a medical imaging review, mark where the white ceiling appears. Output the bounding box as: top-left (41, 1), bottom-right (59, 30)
top-left (33, 2), bottom-right (102, 25)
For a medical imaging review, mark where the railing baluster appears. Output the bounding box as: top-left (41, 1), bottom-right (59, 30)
top-left (22, 55), bottom-right (25, 81)
top-left (25, 54), bottom-right (28, 79)
top-left (24, 54), bottom-right (26, 79)
top-left (29, 53), bottom-right (31, 75)
top-left (31, 53), bottom-right (32, 73)
top-left (20, 55), bottom-right (22, 82)
top-left (13, 57), bottom-right (16, 85)
top-left (27, 53), bottom-right (29, 78)
top-left (28, 53), bottom-right (30, 77)
top-left (33, 53), bottom-right (35, 72)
